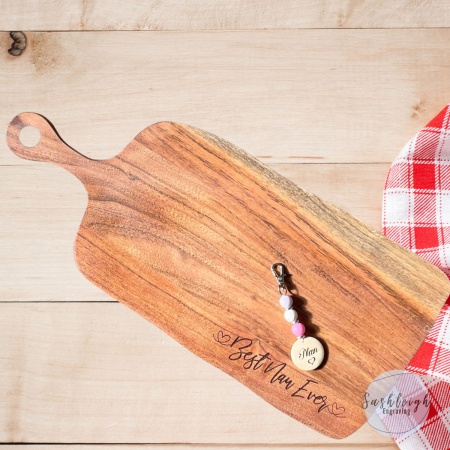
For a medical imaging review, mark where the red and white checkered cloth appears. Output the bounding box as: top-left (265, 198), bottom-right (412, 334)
top-left (382, 105), bottom-right (450, 449)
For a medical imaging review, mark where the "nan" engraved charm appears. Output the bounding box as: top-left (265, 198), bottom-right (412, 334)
top-left (290, 336), bottom-right (325, 371)
top-left (272, 263), bottom-right (326, 371)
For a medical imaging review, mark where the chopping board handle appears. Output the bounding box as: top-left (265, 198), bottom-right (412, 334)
top-left (7, 113), bottom-right (91, 172)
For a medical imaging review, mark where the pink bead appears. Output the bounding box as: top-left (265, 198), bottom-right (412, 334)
top-left (291, 322), bottom-right (305, 337)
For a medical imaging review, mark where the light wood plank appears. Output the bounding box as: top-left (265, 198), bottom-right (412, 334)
top-left (0, 163), bottom-right (386, 302)
top-left (0, 303), bottom-right (395, 445)
top-left (0, 30), bottom-right (447, 166)
top-left (0, 445), bottom-right (398, 449)
top-left (0, 0), bottom-right (449, 30)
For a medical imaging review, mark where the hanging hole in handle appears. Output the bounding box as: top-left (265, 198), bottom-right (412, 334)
top-left (19, 126), bottom-right (41, 148)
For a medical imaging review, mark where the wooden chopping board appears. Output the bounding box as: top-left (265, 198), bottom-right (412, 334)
top-left (7, 112), bottom-right (450, 439)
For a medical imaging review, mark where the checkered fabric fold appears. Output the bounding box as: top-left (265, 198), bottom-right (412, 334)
top-left (382, 105), bottom-right (450, 449)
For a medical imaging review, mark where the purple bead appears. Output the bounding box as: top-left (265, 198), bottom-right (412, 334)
top-left (279, 295), bottom-right (293, 309)
top-left (291, 322), bottom-right (305, 337)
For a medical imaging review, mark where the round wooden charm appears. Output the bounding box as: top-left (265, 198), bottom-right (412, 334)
top-left (290, 336), bottom-right (324, 371)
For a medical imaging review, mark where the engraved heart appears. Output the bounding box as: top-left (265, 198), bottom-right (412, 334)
top-left (331, 402), bottom-right (346, 416)
top-left (213, 330), bottom-right (231, 344)
top-left (308, 356), bottom-right (316, 365)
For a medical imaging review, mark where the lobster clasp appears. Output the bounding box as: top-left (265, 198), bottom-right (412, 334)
top-left (271, 262), bottom-right (288, 294)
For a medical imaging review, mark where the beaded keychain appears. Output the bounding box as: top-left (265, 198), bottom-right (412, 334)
top-left (271, 262), bottom-right (325, 371)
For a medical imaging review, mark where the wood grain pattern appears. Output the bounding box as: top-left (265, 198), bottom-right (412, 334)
top-left (2, 30), bottom-right (450, 165)
top-left (6, 112), bottom-right (450, 438)
top-left (2, 12), bottom-right (450, 447)
top-left (0, 302), bottom-right (397, 446)
top-left (0, 445), bottom-right (397, 449)
top-left (1, 0), bottom-right (449, 30)
top-left (0, 163), bottom-right (386, 302)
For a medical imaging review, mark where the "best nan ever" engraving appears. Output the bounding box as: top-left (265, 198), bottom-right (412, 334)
top-left (213, 329), bottom-right (345, 418)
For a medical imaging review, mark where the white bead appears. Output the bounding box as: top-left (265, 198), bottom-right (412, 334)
top-left (284, 309), bottom-right (298, 323)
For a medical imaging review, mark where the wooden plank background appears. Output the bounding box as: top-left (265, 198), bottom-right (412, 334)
top-left (2, 1), bottom-right (450, 448)
top-left (1, 0), bottom-right (450, 29)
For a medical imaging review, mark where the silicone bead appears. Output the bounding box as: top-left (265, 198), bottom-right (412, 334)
top-left (279, 295), bottom-right (293, 309)
top-left (291, 322), bottom-right (305, 337)
top-left (284, 309), bottom-right (298, 323)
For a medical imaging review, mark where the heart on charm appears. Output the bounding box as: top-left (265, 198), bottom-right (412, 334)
top-left (291, 336), bottom-right (325, 372)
